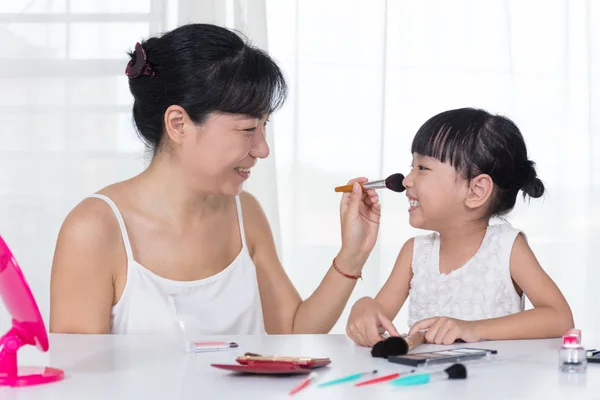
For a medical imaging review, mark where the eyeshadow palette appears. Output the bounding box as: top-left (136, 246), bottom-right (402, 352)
top-left (388, 347), bottom-right (498, 367)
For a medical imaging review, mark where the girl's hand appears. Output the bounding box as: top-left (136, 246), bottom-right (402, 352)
top-left (409, 317), bottom-right (481, 345)
top-left (346, 297), bottom-right (400, 347)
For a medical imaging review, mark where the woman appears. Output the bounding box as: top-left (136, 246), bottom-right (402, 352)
top-left (50, 23), bottom-right (380, 335)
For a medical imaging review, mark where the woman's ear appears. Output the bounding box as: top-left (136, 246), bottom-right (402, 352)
top-left (164, 105), bottom-right (189, 145)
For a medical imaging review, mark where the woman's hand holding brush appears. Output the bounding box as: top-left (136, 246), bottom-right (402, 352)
top-left (335, 173), bottom-right (405, 193)
top-left (338, 178), bottom-right (381, 268)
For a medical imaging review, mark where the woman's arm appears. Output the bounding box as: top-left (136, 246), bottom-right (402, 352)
top-left (49, 199), bottom-right (122, 334)
top-left (242, 178), bottom-right (381, 334)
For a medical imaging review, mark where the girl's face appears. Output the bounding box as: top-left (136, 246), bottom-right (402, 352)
top-left (402, 153), bottom-right (471, 231)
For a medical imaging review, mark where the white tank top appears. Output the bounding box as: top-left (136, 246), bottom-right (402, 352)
top-left (87, 194), bottom-right (265, 335)
top-left (408, 223), bottom-right (525, 328)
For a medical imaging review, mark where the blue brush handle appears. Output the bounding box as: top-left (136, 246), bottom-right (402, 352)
top-left (390, 374), bottom-right (431, 386)
top-left (317, 373), bottom-right (362, 387)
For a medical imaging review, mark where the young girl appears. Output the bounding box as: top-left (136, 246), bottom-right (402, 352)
top-left (346, 107), bottom-right (574, 347)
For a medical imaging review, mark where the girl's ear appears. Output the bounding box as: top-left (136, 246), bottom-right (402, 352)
top-left (465, 174), bottom-right (494, 209)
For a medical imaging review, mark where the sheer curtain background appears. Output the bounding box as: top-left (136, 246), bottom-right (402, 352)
top-left (0, 0), bottom-right (598, 336)
top-left (266, 0), bottom-right (600, 334)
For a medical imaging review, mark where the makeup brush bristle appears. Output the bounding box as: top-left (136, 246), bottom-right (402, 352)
top-left (371, 336), bottom-right (409, 358)
top-left (371, 340), bottom-right (386, 358)
top-left (445, 363), bottom-right (467, 380)
top-left (384, 173), bottom-right (406, 193)
top-left (384, 336), bottom-right (409, 356)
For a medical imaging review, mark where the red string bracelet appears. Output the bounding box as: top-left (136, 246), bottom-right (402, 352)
top-left (332, 257), bottom-right (362, 280)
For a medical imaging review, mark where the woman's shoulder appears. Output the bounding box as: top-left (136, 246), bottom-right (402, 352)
top-left (51, 183), bottom-right (130, 293)
top-left (239, 190), bottom-right (261, 211)
top-left (238, 190), bottom-right (270, 228)
top-left (241, 190), bottom-right (278, 221)
top-left (238, 191), bottom-right (274, 253)
top-left (59, 182), bottom-right (131, 252)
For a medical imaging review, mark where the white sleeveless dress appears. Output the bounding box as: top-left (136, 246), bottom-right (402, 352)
top-left (408, 223), bottom-right (525, 328)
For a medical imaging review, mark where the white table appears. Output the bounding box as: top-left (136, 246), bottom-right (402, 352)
top-left (2, 333), bottom-right (599, 399)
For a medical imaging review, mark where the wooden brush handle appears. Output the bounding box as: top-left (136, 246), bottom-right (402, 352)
top-left (334, 183), bottom-right (364, 192)
top-left (402, 331), bottom-right (426, 352)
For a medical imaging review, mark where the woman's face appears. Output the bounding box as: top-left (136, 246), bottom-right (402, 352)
top-left (177, 111), bottom-right (270, 196)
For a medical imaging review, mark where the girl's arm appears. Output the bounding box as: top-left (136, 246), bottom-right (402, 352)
top-left (474, 233), bottom-right (574, 340)
top-left (409, 234), bottom-right (574, 343)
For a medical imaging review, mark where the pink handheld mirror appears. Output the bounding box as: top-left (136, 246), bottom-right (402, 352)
top-left (0, 235), bottom-right (64, 387)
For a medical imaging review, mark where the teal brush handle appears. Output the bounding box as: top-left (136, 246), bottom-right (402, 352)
top-left (390, 374), bottom-right (431, 386)
top-left (317, 373), bottom-right (362, 387)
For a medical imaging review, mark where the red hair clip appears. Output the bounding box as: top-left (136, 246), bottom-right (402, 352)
top-left (125, 42), bottom-right (155, 79)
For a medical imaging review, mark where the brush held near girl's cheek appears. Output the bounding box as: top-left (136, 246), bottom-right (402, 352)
top-left (334, 173), bottom-right (405, 193)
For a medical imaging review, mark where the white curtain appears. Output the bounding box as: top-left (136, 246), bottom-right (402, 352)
top-left (1, 0), bottom-right (598, 337)
top-left (0, 0), bottom-right (279, 334)
top-left (0, 0), bottom-right (174, 333)
top-left (263, 0), bottom-right (600, 334)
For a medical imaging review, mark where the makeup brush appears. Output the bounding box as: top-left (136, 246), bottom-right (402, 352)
top-left (389, 363), bottom-right (467, 386)
top-left (334, 173), bottom-right (405, 193)
top-left (371, 332), bottom-right (426, 358)
top-left (355, 370), bottom-right (415, 387)
top-left (289, 372), bottom-right (318, 395)
top-left (316, 370), bottom-right (378, 387)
